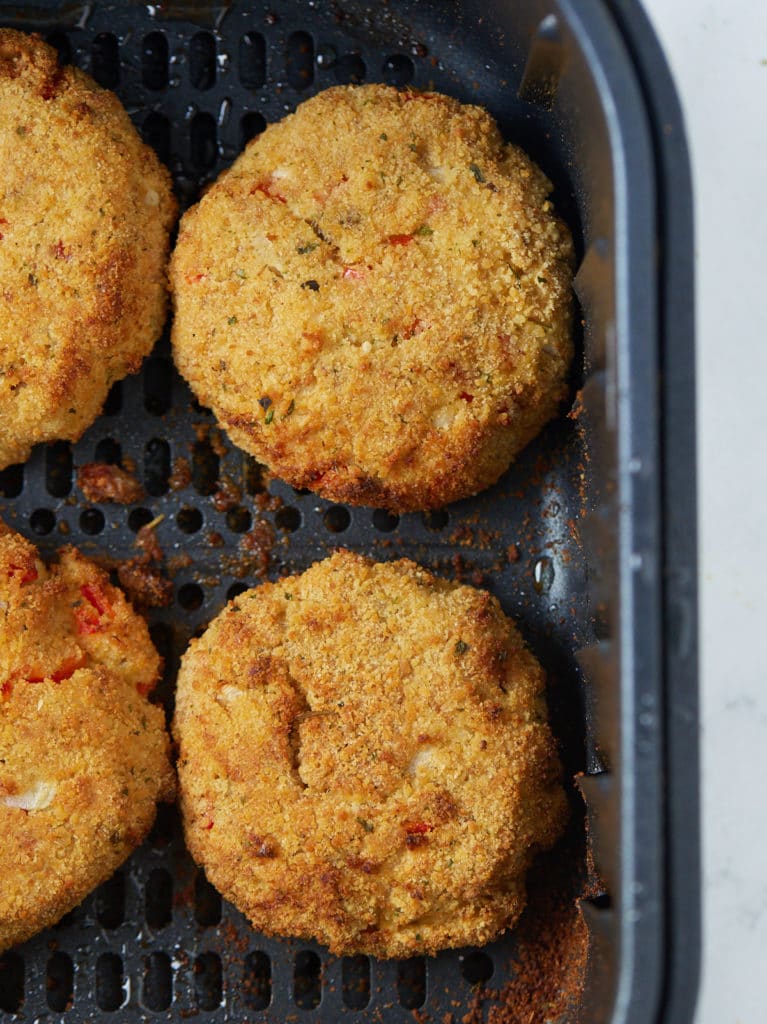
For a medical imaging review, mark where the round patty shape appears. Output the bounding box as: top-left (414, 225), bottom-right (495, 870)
top-left (0, 30), bottom-right (176, 470)
top-left (174, 551), bottom-right (566, 957)
top-left (0, 522), bottom-right (175, 953)
top-left (170, 85), bottom-right (574, 512)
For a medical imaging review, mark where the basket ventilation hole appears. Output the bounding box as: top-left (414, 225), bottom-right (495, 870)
top-left (397, 958), bottom-right (426, 1008)
top-left (149, 620), bottom-right (173, 665)
top-left (293, 950), bottom-right (321, 1009)
top-left (30, 507), bottom-right (55, 535)
top-left (194, 952), bottom-right (223, 1011)
top-left (275, 505), bottom-right (301, 532)
top-left (103, 380), bottom-right (123, 416)
top-left (96, 952), bottom-right (124, 1012)
top-left (461, 951), bottom-right (494, 984)
top-left (227, 581), bottom-right (249, 601)
top-left (382, 54), bottom-right (414, 86)
top-left (323, 505), bottom-right (350, 532)
top-left (242, 455), bottom-right (266, 495)
top-left (191, 112), bottom-right (217, 171)
top-left (144, 358), bottom-right (173, 415)
top-left (334, 53), bottom-right (366, 84)
top-left (142, 32), bottom-right (169, 90)
top-left (517, 13), bottom-right (565, 110)
top-left (0, 953), bottom-right (23, 1013)
top-left (145, 438), bottom-right (171, 496)
top-left (128, 507), bottom-right (154, 532)
top-left (241, 110), bottom-right (267, 148)
top-left (46, 30), bottom-right (71, 64)
top-left (148, 802), bottom-right (177, 849)
top-left (177, 505), bottom-right (203, 534)
top-left (239, 32), bottom-right (266, 89)
top-left (96, 871), bottom-right (125, 929)
top-left (46, 441), bottom-right (72, 498)
top-left (145, 867), bottom-right (173, 930)
top-left (243, 951), bottom-right (271, 1010)
top-left (342, 955), bottom-right (371, 1009)
top-left (79, 507), bottom-right (105, 534)
top-left (143, 952), bottom-right (172, 1012)
top-left (91, 32), bottom-right (120, 88)
top-left (190, 31), bottom-right (216, 90)
top-left (286, 31), bottom-right (314, 90)
top-left (422, 509), bottom-right (448, 531)
top-left (46, 952), bottom-right (74, 1012)
top-left (178, 582), bottom-right (204, 610)
top-left (95, 437), bottom-right (122, 465)
top-left (143, 111), bottom-right (171, 165)
top-left (192, 438), bottom-right (220, 495)
top-left (0, 464), bottom-right (23, 498)
top-left (226, 506), bottom-right (252, 533)
top-left (372, 509), bottom-right (399, 532)
top-left (195, 869), bottom-right (223, 926)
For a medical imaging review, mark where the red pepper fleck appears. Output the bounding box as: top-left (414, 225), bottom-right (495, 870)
top-left (203, 819), bottom-right (214, 830)
top-left (0, 217), bottom-right (7, 241)
top-left (342, 266), bottom-right (367, 280)
top-left (75, 582), bottom-right (114, 634)
top-left (53, 240), bottom-right (71, 260)
top-left (405, 821), bottom-right (434, 835)
top-left (26, 651), bottom-right (87, 684)
top-left (185, 272), bottom-right (207, 285)
top-left (136, 680), bottom-right (154, 697)
top-left (388, 234), bottom-right (413, 246)
top-left (1, 680), bottom-right (12, 701)
top-left (7, 563), bottom-right (38, 584)
top-left (459, 391), bottom-right (474, 403)
top-left (402, 318), bottom-right (424, 340)
top-left (251, 181), bottom-right (287, 204)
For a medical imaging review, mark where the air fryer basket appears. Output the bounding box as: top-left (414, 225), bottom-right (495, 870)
top-left (0, 1), bottom-right (698, 1022)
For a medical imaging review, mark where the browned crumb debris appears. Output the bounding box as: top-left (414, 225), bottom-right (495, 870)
top-left (77, 462), bottom-right (144, 504)
top-left (168, 456), bottom-right (192, 491)
top-left (116, 519), bottom-right (172, 610)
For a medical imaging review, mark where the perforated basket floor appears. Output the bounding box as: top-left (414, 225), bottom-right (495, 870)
top-left (0, 2), bottom-right (595, 1020)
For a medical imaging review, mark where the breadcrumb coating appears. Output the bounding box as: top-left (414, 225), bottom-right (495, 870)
top-left (0, 30), bottom-right (176, 469)
top-left (0, 521), bottom-right (175, 953)
top-left (170, 84), bottom-right (574, 512)
top-left (174, 551), bottom-right (566, 957)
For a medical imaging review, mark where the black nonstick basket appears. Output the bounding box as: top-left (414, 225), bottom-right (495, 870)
top-left (0, 1), bottom-right (698, 1022)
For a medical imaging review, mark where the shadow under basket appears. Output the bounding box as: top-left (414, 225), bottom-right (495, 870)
top-left (0, 1), bottom-right (698, 1022)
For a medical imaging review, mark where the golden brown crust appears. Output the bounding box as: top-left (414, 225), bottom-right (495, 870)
top-left (0, 30), bottom-right (177, 469)
top-left (0, 521), bottom-right (175, 953)
top-left (174, 551), bottom-right (567, 957)
top-left (170, 84), bottom-right (574, 512)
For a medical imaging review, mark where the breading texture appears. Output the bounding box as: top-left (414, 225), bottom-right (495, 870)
top-left (174, 551), bottom-right (567, 957)
top-left (0, 30), bottom-right (176, 469)
top-left (170, 84), bottom-right (574, 512)
top-left (0, 521), bottom-right (175, 953)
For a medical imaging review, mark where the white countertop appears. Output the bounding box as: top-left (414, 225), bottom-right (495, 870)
top-left (639, 2), bottom-right (767, 1022)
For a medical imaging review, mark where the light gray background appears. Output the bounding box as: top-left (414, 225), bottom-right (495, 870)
top-left (640, 2), bottom-right (767, 1023)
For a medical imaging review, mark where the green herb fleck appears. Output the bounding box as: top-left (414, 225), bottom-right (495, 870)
top-left (414, 224), bottom-right (434, 236)
top-left (455, 640), bottom-right (470, 655)
top-left (284, 399), bottom-right (295, 418)
top-left (356, 817), bottom-right (374, 833)
top-left (469, 163), bottom-right (485, 183)
top-left (537, 275), bottom-right (547, 284)
top-left (296, 242), bottom-right (318, 254)
top-left (235, 268), bottom-right (247, 278)
top-left (301, 279), bottom-right (320, 291)
top-left (227, 315), bottom-right (238, 325)
top-left (264, 407), bottom-right (275, 425)
top-left (409, 142), bottom-right (418, 152)
top-left (16, 125), bottom-right (27, 136)
top-left (284, 592), bottom-right (293, 600)
top-left (415, 932), bottom-right (423, 941)
top-left (28, 273), bottom-right (38, 287)
top-left (471, 238), bottom-right (480, 248)
top-left (379, 132), bottom-right (388, 141)
top-left (396, 175), bottom-right (403, 187)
